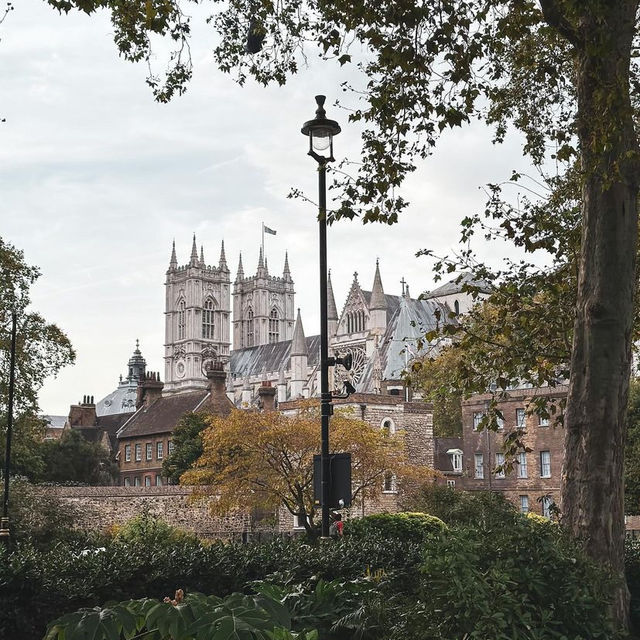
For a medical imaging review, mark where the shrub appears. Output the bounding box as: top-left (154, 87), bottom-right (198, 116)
top-left (625, 537), bottom-right (640, 630)
top-left (394, 502), bottom-right (620, 639)
top-left (344, 511), bottom-right (446, 542)
top-left (113, 511), bottom-right (200, 547)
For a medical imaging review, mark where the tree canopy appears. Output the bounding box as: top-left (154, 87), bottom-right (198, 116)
top-left (182, 404), bottom-right (432, 536)
top-left (161, 411), bottom-right (210, 484)
top-left (37, 0), bottom-right (640, 627)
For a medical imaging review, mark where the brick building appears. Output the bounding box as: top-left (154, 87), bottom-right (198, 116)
top-left (116, 363), bottom-right (233, 487)
top-left (461, 386), bottom-right (567, 517)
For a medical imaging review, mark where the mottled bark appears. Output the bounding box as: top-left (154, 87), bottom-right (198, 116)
top-left (561, 1), bottom-right (639, 628)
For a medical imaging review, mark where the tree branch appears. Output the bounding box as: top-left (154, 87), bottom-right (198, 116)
top-left (538, 0), bottom-right (582, 47)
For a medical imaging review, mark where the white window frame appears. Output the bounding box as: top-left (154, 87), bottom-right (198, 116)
top-left (382, 471), bottom-right (397, 493)
top-left (495, 452), bottom-right (505, 478)
top-left (168, 439), bottom-right (174, 455)
top-left (516, 408), bottom-right (526, 428)
top-left (146, 442), bottom-right (153, 461)
top-left (124, 477), bottom-right (131, 487)
top-left (473, 412), bottom-right (485, 431)
top-left (135, 444), bottom-right (142, 462)
top-left (540, 450), bottom-right (551, 478)
top-left (539, 415), bottom-right (550, 427)
top-left (542, 495), bottom-right (553, 518)
top-left (496, 414), bottom-right (504, 430)
top-left (381, 418), bottom-right (396, 435)
top-left (125, 444), bottom-right (131, 462)
top-left (519, 495), bottom-right (529, 514)
top-left (474, 452), bottom-right (484, 479)
top-left (156, 441), bottom-right (164, 460)
top-left (144, 476), bottom-right (151, 487)
top-left (447, 448), bottom-right (463, 473)
top-left (156, 475), bottom-right (163, 486)
top-left (134, 476), bottom-right (141, 487)
top-left (517, 452), bottom-right (528, 478)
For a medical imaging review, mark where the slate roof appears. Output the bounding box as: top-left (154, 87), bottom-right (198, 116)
top-left (434, 437), bottom-right (464, 473)
top-left (230, 336), bottom-right (321, 379)
top-left (358, 295), bottom-right (451, 390)
top-left (43, 415), bottom-right (66, 429)
top-left (96, 413), bottom-right (132, 450)
top-left (423, 273), bottom-right (491, 299)
top-left (117, 390), bottom-right (232, 439)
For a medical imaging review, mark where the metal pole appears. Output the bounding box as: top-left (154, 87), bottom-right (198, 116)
top-left (1, 310), bottom-right (17, 542)
top-left (318, 161), bottom-right (331, 538)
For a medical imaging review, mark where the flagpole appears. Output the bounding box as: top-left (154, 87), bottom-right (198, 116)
top-left (261, 222), bottom-right (264, 260)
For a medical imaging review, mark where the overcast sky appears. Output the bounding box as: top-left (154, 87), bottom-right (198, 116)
top-left (1, 1), bottom-right (540, 415)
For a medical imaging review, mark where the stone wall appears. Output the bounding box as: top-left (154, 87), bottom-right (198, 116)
top-left (44, 485), bottom-right (263, 541)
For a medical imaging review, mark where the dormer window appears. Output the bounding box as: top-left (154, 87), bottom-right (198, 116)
top-left (447, 448), bottom-right (463, 473)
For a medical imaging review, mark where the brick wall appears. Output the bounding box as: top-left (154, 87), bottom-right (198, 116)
top-left (462, 387), bottom-right (566, 516)
top-left (119, 435), bottom-right (171, 487)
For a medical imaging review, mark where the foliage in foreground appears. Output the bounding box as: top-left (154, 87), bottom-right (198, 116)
top-left (344, 511), bottom-right (446, 543)
top-left (2, 494), bottom-right (625, 640)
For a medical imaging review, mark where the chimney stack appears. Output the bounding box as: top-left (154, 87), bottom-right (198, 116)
top-left (68, 394), bottom-right (97, 427)
top-left (205, 360), bottom-right (227, 399)
top-left (136, 371), bottom-right (164, 409)
top-left (258, 380), bottom-right (276, 412)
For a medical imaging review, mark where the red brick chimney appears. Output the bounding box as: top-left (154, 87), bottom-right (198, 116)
top-left (136, 372), bottom-right (164, 409)
top-left (258, 380), bottom-right (276, 412)
top-left (67, 395), bottom-right (97, 427)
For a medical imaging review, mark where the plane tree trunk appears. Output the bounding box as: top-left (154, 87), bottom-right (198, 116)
top-left (561, 1), bottom-right (639, 628)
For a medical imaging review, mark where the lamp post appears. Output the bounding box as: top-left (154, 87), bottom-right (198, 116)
top-left (301, 95), bottom-right (341, 538)
top-left (0, 310), bottom-right (17, 543)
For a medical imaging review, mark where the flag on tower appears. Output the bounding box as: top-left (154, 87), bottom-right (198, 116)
top-left (263, 225), bottom-right (277, 236)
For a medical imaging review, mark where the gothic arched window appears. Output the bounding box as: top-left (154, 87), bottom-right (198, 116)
top-left (202, 298), bottom-right (215, 339)
top-left (246, 307), bottom-right (254, 347)
top-left (177, 299), bottom-right (186, 340)
top-left (269, 307), bottom-right (279, 343)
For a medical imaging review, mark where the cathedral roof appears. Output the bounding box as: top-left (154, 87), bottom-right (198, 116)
top-left (230, 335), bottom-right (321, 379)
top-left (423, 272), bottom-right (491, 298)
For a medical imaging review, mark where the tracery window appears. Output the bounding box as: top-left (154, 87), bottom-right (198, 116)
top-left (177, 299), bottom-right (186, 340)
top-left (202, 298), bottom-right (215, 339)
top-left (246, 307), bottom-right (254, 347)
top-left (269, 307), bottom-right (279, 343)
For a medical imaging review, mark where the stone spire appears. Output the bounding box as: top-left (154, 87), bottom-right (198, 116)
top-left (327, 269), bottom-right (338, 321)
top-left (369, 259), bottom-right (387, 310)
top-left (290, 308), bottom-right (308, 356)
top-left (236, 252), bottom-right (244, 281)
top-left (283, 252), bottom-right (292, 281)
top-left (169, 240), bottom-right (177, 271)
top-left (190, 234), bottom-right (199, 266)
top-left (257, 246), bottom-right (265, 270)
top-left (200, 245), bottom-right (205, 267)
top-left (219, 240), bottom-right (228, 271)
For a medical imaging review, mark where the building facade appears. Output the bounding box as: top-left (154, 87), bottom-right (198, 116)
top-left (461, 387), bottom-right (567, 517)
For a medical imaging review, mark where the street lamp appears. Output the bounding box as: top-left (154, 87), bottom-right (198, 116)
top-left (301, 95), bottom-right (341, 538)
top-left (0, 310), bottom-right (17, 543)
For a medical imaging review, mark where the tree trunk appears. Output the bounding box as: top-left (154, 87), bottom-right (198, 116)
top-left (561, 2), bottom-right (639, 629)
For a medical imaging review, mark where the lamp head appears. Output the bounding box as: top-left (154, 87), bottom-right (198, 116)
top-left (301, 95), bottom-right (341, 162)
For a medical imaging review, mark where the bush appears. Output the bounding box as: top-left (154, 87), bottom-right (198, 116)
top-left (344, 511), bottom-right (446, 542)
top-left (625, 537), bottom-right (640, 630)
top-left (113, 511), bottom-right (201, 547)
top-left (394, 501), bottom-right (620, 640)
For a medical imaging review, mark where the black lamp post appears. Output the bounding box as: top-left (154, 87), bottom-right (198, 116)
top-left (0, 310), bottom-right (17, 543)
top-left (301, 95), bottom-right (341, 538)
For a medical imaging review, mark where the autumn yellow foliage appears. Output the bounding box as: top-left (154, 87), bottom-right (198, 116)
top-left (181, 402), bottom-right (434, 535)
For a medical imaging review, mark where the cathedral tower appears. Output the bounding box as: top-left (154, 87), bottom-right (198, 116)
top-left (232, 248), bottom-right (295, 349)
top-left (164, 236), bottom-right (231, 394)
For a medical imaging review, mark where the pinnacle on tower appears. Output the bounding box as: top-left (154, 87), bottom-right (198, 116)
top-left (258, 246), bottom-right (265, 270)
top-left (236, 252), bottom-right (244, 281)
top-left (327, 269), bottom-right (338, 321)
top-left (369, 258), bottom-right (387, 310)
top-left (219, 240), bottom-right (228, 270)
top-left (283, 252), bottom-right (291, 280)
top-left (190, 234), bottom-right (199, 266)
top-left (200, 245), bottom-right (205, 267)
top-left (290, 308), bottom-right (308, 356)
top-left (169, 240), bottom-right (178, 270)
top-left (264, 254), bottom-right (269, 274)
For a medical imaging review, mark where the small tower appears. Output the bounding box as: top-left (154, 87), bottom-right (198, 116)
top-left (127, 339), bottom-right (147, 382)
top-left (233, 246), bottom-right (295, 349)
top-left (327, 269), bottom-right (339, 337)
top-left (290, 309), bottom-right (308, 398)
top-left (368, 259), bottom-right (388, 333)
top-left (164, 235), bottom-right (232, 394)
